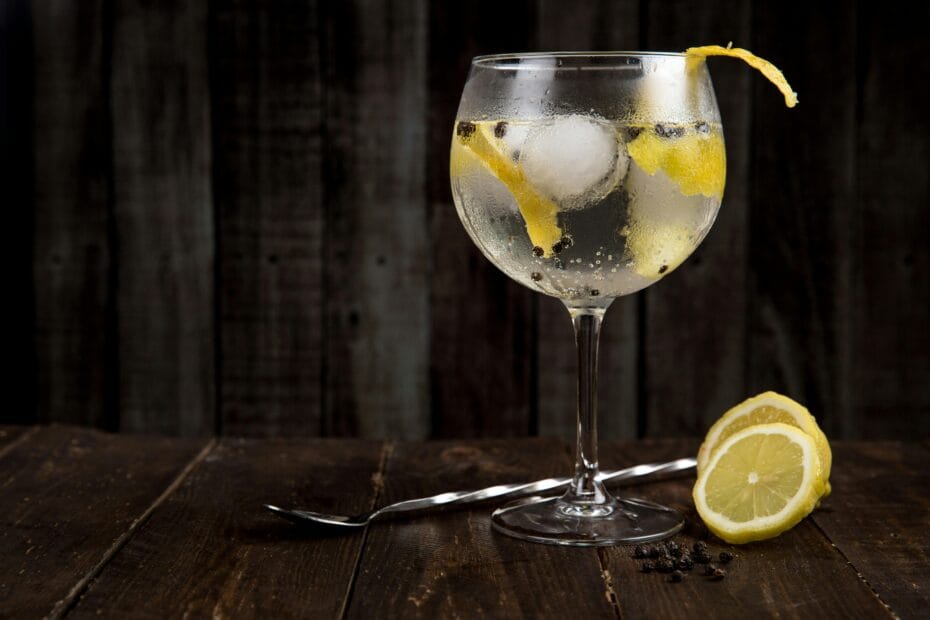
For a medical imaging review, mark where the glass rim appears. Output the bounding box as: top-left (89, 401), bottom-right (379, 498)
top-left (472, 50), bottom-right (687, 67)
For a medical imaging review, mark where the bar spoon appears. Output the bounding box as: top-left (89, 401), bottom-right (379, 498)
top-left (265, 457), bottom-right (696, 529)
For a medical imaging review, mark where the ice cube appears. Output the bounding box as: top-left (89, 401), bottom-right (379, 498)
top-left (519, 115), bottom-right (627, 210)
top-left (497, 121), bottom-right (531, 161)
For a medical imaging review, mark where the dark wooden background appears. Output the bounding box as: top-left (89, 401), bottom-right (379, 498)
top-left (3, 0), bottom-right (928, 440)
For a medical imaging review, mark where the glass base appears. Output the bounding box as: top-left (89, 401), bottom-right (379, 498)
top-left (491, 495), bottom-right (685, 546)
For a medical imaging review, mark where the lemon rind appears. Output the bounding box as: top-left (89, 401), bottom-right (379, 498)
top-left (693, 422), bottom-right (824, 541)
top-left (697, 391), bottom-right (832, 484)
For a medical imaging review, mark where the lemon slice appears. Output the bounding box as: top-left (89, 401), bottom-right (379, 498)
top-left (697, 391), bottom-right (832, 497)
top-left (624, 222), bottom-right (694, 279)
top-left (626, 127), bottom-right (726, 199)
top-left (693, 422), bottom-right (826, 543)
top-left (452, 122), bottom-right (563, 256)
top-left (685, 44), bottom-right (798, 108)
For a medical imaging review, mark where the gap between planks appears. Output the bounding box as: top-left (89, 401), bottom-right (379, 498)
top-left (809, 518), bottom-right (898, 619)
top-left (47, 438), bottom-right (218, 619)
top-left (337, 441), bottom-right (393, 620)
top-left (596, 547), bottom-right (624, 620)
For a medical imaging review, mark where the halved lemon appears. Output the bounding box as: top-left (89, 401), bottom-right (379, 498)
top-left (693, 422), bottom-right (826, 544)
top-left (696, 391), bottom-right (832, 497)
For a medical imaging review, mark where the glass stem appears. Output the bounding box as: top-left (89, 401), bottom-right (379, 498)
top-left (564, 304), bottom-right (610, 506)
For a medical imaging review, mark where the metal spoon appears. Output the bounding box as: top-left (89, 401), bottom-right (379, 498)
top-left (264, 456), bottom-right (696, 529)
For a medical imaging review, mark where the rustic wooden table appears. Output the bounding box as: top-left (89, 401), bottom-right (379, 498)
top-left (1, 426), bottom-right (927, 618)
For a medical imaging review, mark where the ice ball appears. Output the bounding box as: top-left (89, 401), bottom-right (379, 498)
top-left (519, 115), bottom-right (627, 210)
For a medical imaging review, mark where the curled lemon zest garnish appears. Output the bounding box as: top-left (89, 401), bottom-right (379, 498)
top-left (626, 128), bottom-right (726, 199)
top-left (685, 44), bottom-right (798, 108)
top-left (453, 124), bottom-right (563, 256)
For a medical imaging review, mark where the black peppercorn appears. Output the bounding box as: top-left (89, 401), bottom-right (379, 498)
top-left (627, 126), bottom-right (644, 140)
top-left (494, 121), bottom-right (508, 138)
top-left (677, 556), bottom-right (694, 571)
top-left (531, 272), bottom-right (543, 282)
top-left (551, 241), bottom-right (564, 254)
top-left (658, 264), bottom-right (668, 274)
top-left (590, 289), bottom-right (600, 296)
top-left (560, 236), bottom-right (573, 249)
top-left (694, 551), bottom-right (712, 564)
top-left (655, 123), bottom-right (686, 139)
top-left (693, 541), bottom-right (708, 554)
top-left (647, 546), bottom-right (661, 559)
top-left (532, 246), bottom-right (544, 257)
top-left (667, 541), bottom-right (681, 556)
top-left (456, 121), bottom-right (476, 139)
top-left (670, 570), bottom-right (684, 582)
top-left (656, 558), bottom-right (675, 573)
top-left (633, 545), bottom-right (647, 559)
top-left (641, 561), bottom-right (655, 573)
top-left (703, 563), bottom-right (717, 576)
top-left (719, 551), bottom-right (734, 564)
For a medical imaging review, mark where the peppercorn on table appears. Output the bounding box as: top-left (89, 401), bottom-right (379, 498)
top-left (1, 425), bottom-right (927, 618)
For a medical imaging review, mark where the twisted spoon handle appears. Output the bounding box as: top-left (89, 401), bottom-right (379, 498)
top-left (373, 457), bottom-right (697, 519)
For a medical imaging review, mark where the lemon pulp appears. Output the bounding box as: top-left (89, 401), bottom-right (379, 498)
top-left (694, 423), bottom-right (825, 543)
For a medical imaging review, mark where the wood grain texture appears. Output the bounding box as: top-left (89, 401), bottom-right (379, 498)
top-left (211, 0), bottom-right (324, 437)
top-left (747, 3), bottom-right (858, 439)
top-left (641, 0), bottom-right (753, 437)
top-left (598, 439), bottom-right (891, 619)
top-left (0, 426), bottom-right (33, 454)
top-left (535, 0), bottom-right (641, 441)
top-left (427, 0), bottom-right (538, 438)
top-left (68, 438), bottom-right (384, 618)
top-left (110, 0), bottom-right (214, 435)
top-left (12, 3), bottom-right (930, 439)
top-left (854, 1), bottom-right (930, 438)
top-left (0, 426), bottom-right (207, 618)
top-left (346, 439), bottom-right (619, 618)
top-left (811, 442), bottom-right (930, 617)
top-left (0, 0), bottom-right (35, 425)
top-left (32, 0), bottom-right (112, 430)
top-left (321, 0), bottom-right (430, 439)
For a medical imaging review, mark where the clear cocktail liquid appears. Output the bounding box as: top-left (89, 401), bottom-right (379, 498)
top-left (451, 116), bottom-right (724, 303)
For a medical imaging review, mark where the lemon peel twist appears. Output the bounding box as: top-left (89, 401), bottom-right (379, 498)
top-left (685, 44), bottom-right (798, 108)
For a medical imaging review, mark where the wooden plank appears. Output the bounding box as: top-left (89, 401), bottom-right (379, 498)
top-left (641, 0), bottom-right (752, 437)
top-left (0, 426), bottom-right (34, 455)
top-left (535, 0), bottom-right (641, 440)
top-left (427, 0), bottom-right (538, 438)
top-left (0, 0), bottom-right (35, 425)
top-left (0, 426), bottom-right (208, 618)
top-left (68, 439), bottom-right (384, 618)
top-left (32, 0), bottom-right (112, 430)
top-left (811, 442), bottom-right (930, 617)
top-left (110, 0), bottom-right (214, 435)
top-left (746, 3), bottom-right (857, 439)
top-left (854, 3), bottom-right (930, 438)
top-left (211, 0), bottom-right (324, 437)
top-left (598, 439), bottom-right (891, 618)
top-left (320, 0), bottom-right (430, 438)
top-left (346, 439), bottom-right (618, 618)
